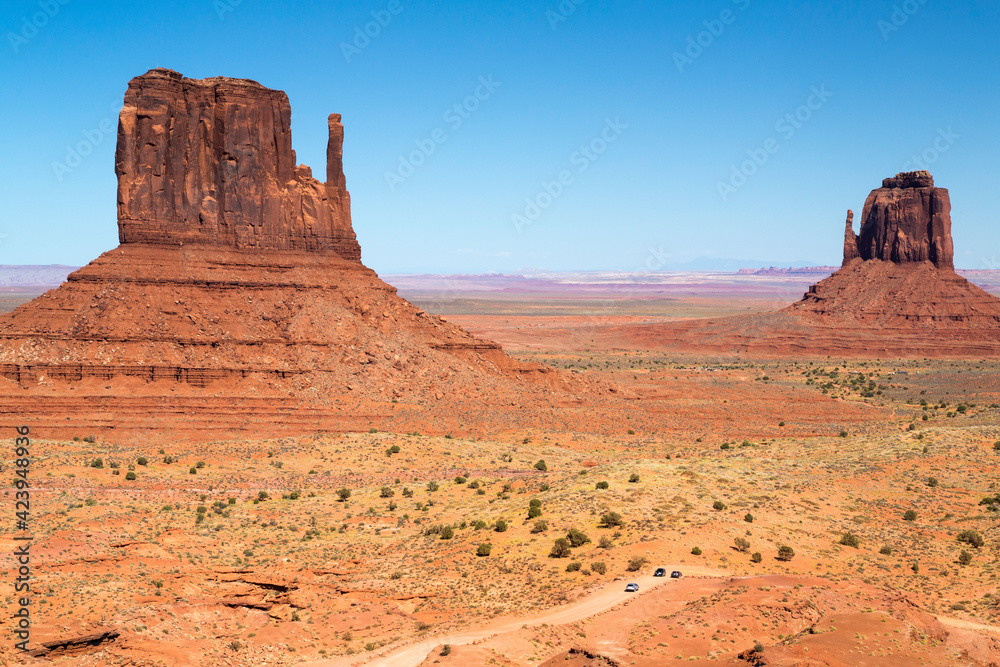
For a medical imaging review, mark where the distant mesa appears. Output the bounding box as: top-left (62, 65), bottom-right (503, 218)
top-left (622, 171), bottom-right (1000, 357)
top-left (0, 68), bottom-right (576, 439)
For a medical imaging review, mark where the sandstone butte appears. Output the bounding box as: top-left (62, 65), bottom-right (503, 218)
top-left (619, 171), bottom-right (1000, 357)
top-left (0, 68), bottom-right (598, 441)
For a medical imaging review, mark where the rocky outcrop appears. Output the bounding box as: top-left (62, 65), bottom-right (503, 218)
top-left (843, 170), bottom-right (954, 268)
top-left (116, 68), bottom-right (360, 258)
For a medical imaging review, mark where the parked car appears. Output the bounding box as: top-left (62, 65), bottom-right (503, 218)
top-left (625, 583), bottom-right (639, 592)
top-left (653, 568), bottom-right (666, 577)
top-left (670, 571), bottom-right (682, 578)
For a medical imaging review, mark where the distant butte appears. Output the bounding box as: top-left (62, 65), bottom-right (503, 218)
top-left (619, 171), bottom-right (1000, 357)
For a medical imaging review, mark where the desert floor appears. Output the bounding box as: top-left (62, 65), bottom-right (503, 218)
top-left (1, 279), bottom-right (999, 666)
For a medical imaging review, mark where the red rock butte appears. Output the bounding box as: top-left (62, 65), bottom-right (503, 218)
top-left (0, 68), bottom-right (586, 440)
top-left (618, 171), bottom-right (1000, 357)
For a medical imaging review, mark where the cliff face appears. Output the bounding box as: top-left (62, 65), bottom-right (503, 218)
top-left (842, 171), bottom-right (954, 268)
top-left (115, 68), bottom-right (360, 259)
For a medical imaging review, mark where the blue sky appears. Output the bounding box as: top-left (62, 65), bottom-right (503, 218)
top-left (1, 0), bottom-right (997, 273)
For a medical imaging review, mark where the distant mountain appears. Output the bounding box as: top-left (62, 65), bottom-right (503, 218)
top-left (0, 265), bottom-right (79, 286)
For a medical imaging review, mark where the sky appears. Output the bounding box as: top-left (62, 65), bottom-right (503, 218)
top-left (1, 0), bottom-right (998, 274)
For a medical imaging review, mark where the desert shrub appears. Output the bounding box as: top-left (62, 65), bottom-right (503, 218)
top-left (839, 430), bottom-right (848, 438)
top-left (494, 519), bottom-right (508, 532)
top-left (454, 476), bottom-right (467, 484)
top-left (534, 460), bottom-right (547, 472)
top-left (229, 640), bottom-right (241, 651)
top-left (83, 435), bottom-right (97, 443)
top-left (567, 528), bottom-right (591, 547)
top-left (777, 545), bottom-right (795, 561)
top-left (125, 472), bottom-right (137, 481)
top-left (598, 536), bottom-right (613, 549)
top-left (427, 481), bottom-right (440, 492)
top-left (90, 458), bottom-right (103, 469)
top-left (599, 511), bottom-right (623, 528)
top-left (531, 520), bottom-right (548, 533)
top-left (904, 509), bottom-right (917, 521)
top-left (713, 500), bottom-right (727, 511)
top-left (380, 486), bottom-right (394, 498)
top-left (137, 456), bottom-right (148, 466)
top-left (389, 444), bottom-right (401, 454)
top-left (440, 645), bottom-right (451, 656)
top-left (958, 550), bottom-right (973, 565)
top-left (926, 477), bottom-right (938, 487)
top-left (467, 480), bottom-right (481, 489)
top-left (840, 532), bottom-right (860, 548)
top-left (628, 429), bottom-right (635, 435)
top-left (162, 455), bottom-right (174, 464)
top-left (388, 501), bottom-right (398, 511)
top-left (957, 529), bottom-right (984, 549)
top-left (228, 497), bottom-right (236, 505)
top-left (595, 481), bottom-right (609, 490)
top-left (734, 537), bottom-right (750, 552)
top-left (196, 461), bottom-right (206, 469)
top-left (591, 561), bottom-right (607, 574)
top-left (566, 561), bottom-right (582, 572)
top-left (423, 524), bottom-right (442, 536)
top-left (440, 526), bottom-right (454, 540)
top-left (751, 552), bottom-right (762, 563)
top-left (691, 546), bottom-right (702, 555)
top-left (628, 473), bottom-right (640, 483)
top-left (336, 488), bottom-right (351, 501)
top-left (474, 520), bottom-right (488, 530)
top-left (744, 513), bottom-right (754, 523)
top-left (626, 556), bottom-right (647, 572)
top-left (880, 545), bottom-right (893, 555)
top-left (189, 467), bottom-right (197, 475)
top-left (720, 443), bottom-right (730, 450)
top-left (994, 441), bottom-right (1000, 451)
top-left (528, 506), bottom-right (542, 519)
top-left (529, 498), bottom-right (542, 508)
top-left (258, 491), bottom-right (269, 501)
top-left (539, 483), bottom-right (550, 492)
top-left (550, 538), bottom-right (571, 558)
top-left (402, 487), bottom-right (414, 497)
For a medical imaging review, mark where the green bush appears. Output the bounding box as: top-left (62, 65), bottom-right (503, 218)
top-left (958, 550), bottom-right (973, 565)
top-left (258, 491), bottom-right (269, 501)
top-left (534, 460), bottom-right (547, 472)
top-left (713, 500), bottom-right (727, 511)
top-left (751, 552), bottom-right (762, 563)
top-left (957, 530), bottom-right (984, 549)
top-left (380, 486), bottom-right (394, 498)
top-left (529, 498), bottom-right (542, 508)
top-left (531, 519), bottom-right (548, 533)
top-left (599, 511), bottom-right (623, 528)
top-left (626, 556), bottom-right (647, 572)
top-left (440, 526), bottom-right (454, 540)
top-left (494, 519), bottom-right (508, 532)
top-left (137, 457), bottom-right (148, 466)
top-left (189, 467), bottom-right (197, 475)
top-left (926, 477), bottom-right (938, 487)
top-left (567, 528), bottom-right (591, 547)
top-left (566, 561), bottom-right (582, 572)
top-left (777, 545), bottom-right (795, 561)
top-left (454, 476), bottom-right (467, 484)
top-left (691, 546), bottom-right (702, 555)
top-left (336, 488), bottom-right (351, 501)
top-left (90, 458), bottom-right (103, 469)
top-left (734, 537), bottom-right (750, 552)
top-left (427, 481), bottom-right (440, 492)
top-left (591, 561), bottom-right (607, 575)
top-left (628, 473), bottom-right (640, 483)
top-left (595, 481), bottom-right (609, 490)
top-left (879, 545), bottom-right (893, 555)
top-left (904, 509), bottom-right (917, 521)
top-left (528, 506), bottom-right (542, 519)
top-left (474, 520), bottom-right (488, 530)
top-left (744, 513), bottom-right (754, 523)
top-left (125, 471), bottom-right (137, 481)
top-left (550, 538), bottom-right (571, 558)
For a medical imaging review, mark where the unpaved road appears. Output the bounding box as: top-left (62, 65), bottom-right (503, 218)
top-left (308, 565), bottom-right (728, 667)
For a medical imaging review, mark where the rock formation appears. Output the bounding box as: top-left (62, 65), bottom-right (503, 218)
top-left (842, 170), bottom-right (953, 268)
top-left (619, 171), bottom-right (1000, 357)
top-left (116, 68), bottom-right (360, 257)
top-left (0, 69), bottom-right (583, 440)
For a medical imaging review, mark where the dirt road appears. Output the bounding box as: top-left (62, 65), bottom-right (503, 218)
top-left (308, 566), bottom-right (728, 667)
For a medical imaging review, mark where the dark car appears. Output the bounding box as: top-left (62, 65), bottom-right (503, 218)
top-left (625, 583), bottom-right (639, 592)
top-left (653, 568), bottom-right (666, 577)
top-left (670, 571), bottom-right (682, 578)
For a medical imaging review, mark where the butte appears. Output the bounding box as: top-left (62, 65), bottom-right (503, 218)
top-left (0, 68), bottom-right (587, 440)
top-left (621, 171), bottom-right (1000, 357)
